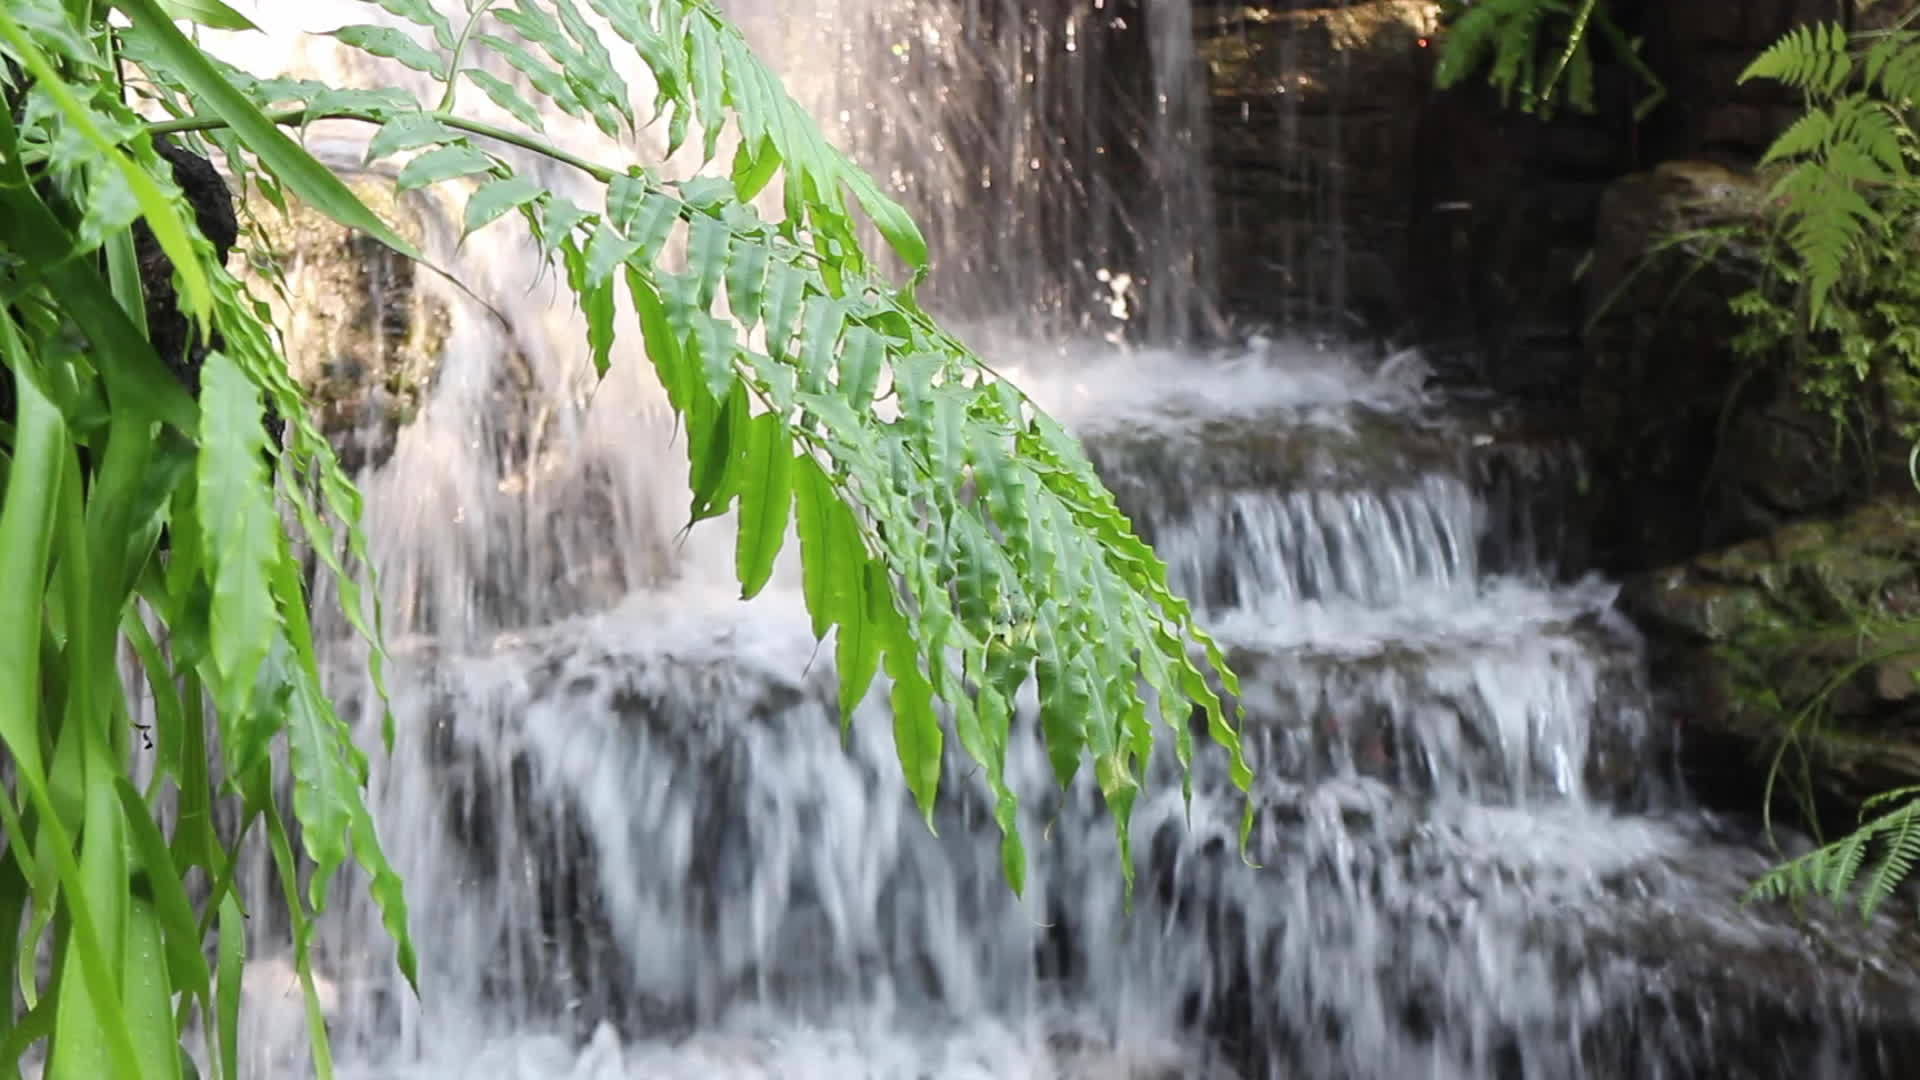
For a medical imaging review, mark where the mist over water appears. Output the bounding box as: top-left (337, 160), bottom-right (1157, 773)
top-left (211, 2), bottom-right (1920, 1077)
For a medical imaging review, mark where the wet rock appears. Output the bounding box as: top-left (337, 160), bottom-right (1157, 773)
top-left (1218, 613), bottom-right (1663, 808)
top-left (1081, 389), bottom-right (1591, 590)
top-left (1, 136), bottom-right (247, 442)
top-left (1571, 158), bottom-right (1896, 573)
top-left (1155, 789), bottom-right (1920, 1080)
top-left (238, 176), bottom-right (454, 471)
top-left (1618, 496), bottom-right (1920, 828)
top-left (1584, 160), bottom-right (1775, 323)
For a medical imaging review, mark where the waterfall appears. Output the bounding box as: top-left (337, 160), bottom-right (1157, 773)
top-left (207, 3), bottom-right (1920, 1078)
top-left (733, 0), bottom-right (1220, 341)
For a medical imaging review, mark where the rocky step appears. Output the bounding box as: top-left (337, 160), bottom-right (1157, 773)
top-left (1080, 398), bottom-right (1590, 611)
top-left (1140, 790), bottom-right (1920, 1080)
top-left (336, 588), bottom-right (1646, 989)
top-left (1206, 594), bottom-right (1665, 810)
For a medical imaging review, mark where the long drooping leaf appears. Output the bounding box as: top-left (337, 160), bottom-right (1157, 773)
top-left (195, 353), bottom-right (280, 718)
top-left (734, 415), bottom-right (793, 599)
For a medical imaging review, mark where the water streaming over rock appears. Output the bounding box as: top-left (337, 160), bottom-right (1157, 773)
top-left (211, 3), bottom-right (1920, 1078)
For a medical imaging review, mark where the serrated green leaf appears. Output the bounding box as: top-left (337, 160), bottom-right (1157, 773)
top-left (835, 559), bottom-right (886, 731)
top-left (331, 24), bottom-right (444, 76)
top-left (688, 212), bottom-right (731, 309)
top-left (629, 190), bottom-right (682, 261)
top-left (309, 84), bottom-right (420, 119)
top-left (837, 326), bottom-right (886, 410)
top-left (464, 174), bottom-right (543, 235)
top-left (626, 265), bottom-right (693, 412)
top-left (563, 234), bottom-right (620, 377)
top-left (792, 455), bottom-right (853, 639)
top-left (586, 0), bottom-right (682, 110)
top-left (584, 220), bottom-right (639, 283)
top-left (880, 589), bottom-right (942, 824)
top-left (365, 0), bottom-right (456, 48)
top-left (364, 114), bottom-right (461, 165)
top-left (725, 233), bottom-right (770, 330)
top-left (688, 381), bottom-right (750, 524)
top-left (473, 32), bottom-right (585, 117)
top-left (280, 662), bottom-right (355, 913)
top-left (461, 67), bottom-right (547, 132)
top-left (677, 176), bottom-right (735, 210)
top-left (552, 0), bottom-right (634, 128)
top-left (395, 143), bottom-right (496, 190)
top-left (687, 17), bottom-right (727, 161)
top-left (493, 4), bottom-right (577, 63)
top-left (762, 260), bottom-right (809, 362)
top-left (735, 415), bottom-right (793, 599)
top-left (156, 0), bottom-right (258, 30)
top-left (607, 171), bottom-right (648, 229)
top-left (692, 313), bottom-right (739, 401)
top-left (980, 684), bottom-right (1026, 895)
top-left (539, 196), bottom-right (591, 257)
top-left (800, 296), bottom-right (845, 394)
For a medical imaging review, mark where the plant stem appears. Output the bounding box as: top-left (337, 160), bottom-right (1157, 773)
top-left (142, 105), bottom-right (1028, 408)
top-left (147, 106), bottom-right (617, 184)
top-left (435, 0), bottom-right (503, 114)
top-left (1538, 0), bottom-right (1598, 110)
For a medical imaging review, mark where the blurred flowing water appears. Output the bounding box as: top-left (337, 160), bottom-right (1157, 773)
top-left (210, 2), bottom-right (1920, 1078)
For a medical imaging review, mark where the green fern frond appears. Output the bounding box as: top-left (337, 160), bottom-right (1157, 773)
top-left (1865, 32), bottom-right (1920, 104)
top-left (1433, 0), bottom-right (1653, 119)
top-left (1762, 107), bottom-right (1834, 165)
top-left (1827, 98), bottom-right (1905, 175)
top-left (1861, 802), bottom-right (1920, 918)
top-left (1860, 783), bottom-right (1920, 814)
top-left (1742, 22), bottom-right (1853, 92)
top-left (1744, 23), bottom-right (1920, 319)
top-left (1749, 791), bottom-right (1920, 918)
top-left (1766, 161), bottom-right (1879, 314)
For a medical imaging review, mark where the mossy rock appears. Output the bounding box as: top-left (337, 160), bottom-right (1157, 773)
top-left (1626, 495), bottom-right (1920, 829)
top-left (237, 175), bottom-right (450, 471)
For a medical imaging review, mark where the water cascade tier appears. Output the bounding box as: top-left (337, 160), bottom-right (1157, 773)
top-left (242, 346), bottom-right (1920, 1080)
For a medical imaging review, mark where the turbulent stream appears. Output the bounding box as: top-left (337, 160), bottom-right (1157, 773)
top-left (214, 1), bottom-right (1920, 1077)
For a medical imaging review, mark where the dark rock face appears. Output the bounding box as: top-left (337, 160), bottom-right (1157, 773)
top-left (1, 136), bottom-right (246, 437)
top-left (1198, 1), bottom-right (1441, 329)
top-left (1576, 160), bottom-right (1814, 571)
top-left (139, 137), bottom-right (243, 387)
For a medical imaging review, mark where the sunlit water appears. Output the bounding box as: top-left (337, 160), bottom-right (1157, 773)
top-left (195, 2), bottom-right (1920, 1078)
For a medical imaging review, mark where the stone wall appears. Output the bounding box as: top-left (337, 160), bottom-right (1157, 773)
top-left (1196, 2), bottom-right (1440, 329)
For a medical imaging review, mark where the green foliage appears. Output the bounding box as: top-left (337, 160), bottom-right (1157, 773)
top-left (1, 0), bottom-right (1252, 1073)
top-left (1750, 785), bottom-right (1920, 919)
top-left (1728, 19), bottom-right (1920, 446)
top-left (1738, 22), bottom-right (1916, 315)
top-left (1433, 0), bottom-right (1664, 120)
top-left (1726, 14), bottom-right (1920, 919)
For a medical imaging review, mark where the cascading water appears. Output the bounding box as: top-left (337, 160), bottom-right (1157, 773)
top-left (212, 2), bottom-right (1920, 1078)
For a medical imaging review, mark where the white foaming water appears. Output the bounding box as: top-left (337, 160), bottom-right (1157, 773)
top-left (201, 3), bottom-right (1920, 1078)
